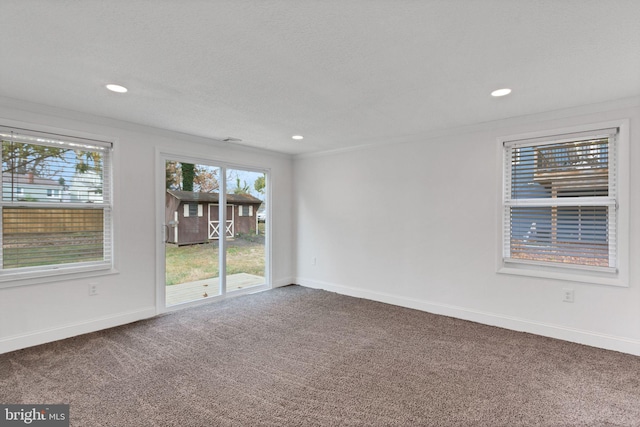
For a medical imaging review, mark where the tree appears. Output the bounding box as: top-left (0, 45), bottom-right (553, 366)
top-left (165, 162), bottom-right (220, 192)
top-left (2, 140), bottom-right (66, 176)
top-left (194, 165), bottom-right (219, 192)
top-left (233, 177), bottom-right (250, 194)
top-left (3, 140), bottom-right (104, 180)
top-left (74, 150), bottom-right (103, 174)
top-left (254, 174), bottom-right (266, 195)
top-left (166, 161), bottom-right (181, 190)
top-left (182, 163), bottom-right (195, 191)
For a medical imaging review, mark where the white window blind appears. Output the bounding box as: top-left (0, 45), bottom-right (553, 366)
top-left (503, 128), bottom-right (618, 271)
top-left (0, 127), bottom-right (113, 275)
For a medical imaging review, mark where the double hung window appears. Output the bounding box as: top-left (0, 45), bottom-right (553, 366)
top-left (502, 128), bottom-right (618, 272)
top-left (1, 126), bottom-right (113, 281)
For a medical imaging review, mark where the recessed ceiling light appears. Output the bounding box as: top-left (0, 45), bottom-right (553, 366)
top-left (491, 88), bottom-right (512, 97)
top-left (292, 135), bottom-right (304, 140)
top-left (106, 84), bottom-right (128, 93)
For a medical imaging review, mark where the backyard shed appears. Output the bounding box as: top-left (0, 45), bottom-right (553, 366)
top-left (165, 190), bottom-right (262, 246)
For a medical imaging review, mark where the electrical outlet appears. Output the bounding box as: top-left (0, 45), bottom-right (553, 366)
top-left (312, 257), bottom-right (317, 266)
top-left (89, 283), bottom-right (98, 296)
top-left (562, 288), bottom-right (574, 303)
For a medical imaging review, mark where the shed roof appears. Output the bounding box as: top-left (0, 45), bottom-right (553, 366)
top-left (167, 190), bottom-right (262, 204)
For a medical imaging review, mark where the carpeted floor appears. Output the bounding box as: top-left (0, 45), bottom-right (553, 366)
top-left (1, 285), bottom-right (639, 426)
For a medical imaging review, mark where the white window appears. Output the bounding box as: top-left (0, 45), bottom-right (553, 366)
top-left (46, 188), bottom-right (60, 198)
top-left (238, 205), bottom-right (253, 217)
top-left (500, 122), bottom-right (628, 286)
top-left (0, 126), bottom-right (113, 283)
top-left (183, 203), bottom-right (202, 217)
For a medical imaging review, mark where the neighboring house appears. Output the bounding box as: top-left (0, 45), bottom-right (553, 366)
top-left (68, 171), bottom-right (103, 203)
top-left (512, 142), bottom-right (608, 244)
top-left (2, 172), bottom-right (65, 202)
top-left (165, 189), bottom-right (262, 246)
top-left (2, 170), bottom-right (103, 203)
top-left (531, 142), bottom-right (608, 243)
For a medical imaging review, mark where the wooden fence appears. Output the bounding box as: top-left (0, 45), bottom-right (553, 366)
top-left (2, 208), bottom-right (104, 234)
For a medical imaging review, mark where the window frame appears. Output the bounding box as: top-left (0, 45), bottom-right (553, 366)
top-left (45, 188), bottom-right (63, 200)
top-left (497, 119), bottom-right (629, 287)
top-left (183, 203), bottom-right (203, 218)
top-left (0, 122), bottom-right (117, 288)
top-left (238, 205), bottom-right (253, 217)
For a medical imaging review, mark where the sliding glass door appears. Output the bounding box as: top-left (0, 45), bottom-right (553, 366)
top-left (225, 168), bottom-right (266, 294)
top-left (160, 155), bottom-right (268, 308)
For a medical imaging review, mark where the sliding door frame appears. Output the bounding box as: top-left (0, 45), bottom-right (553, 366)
top-left (155, 148), bottom-right (271, 313)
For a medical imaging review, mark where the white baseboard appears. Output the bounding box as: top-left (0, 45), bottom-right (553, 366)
top-left (297, 278), bottom-right (640, 357)
top-left (0, 307), bottom-right (156, 354)
top-left (272, 277), bottom-right (296, 288)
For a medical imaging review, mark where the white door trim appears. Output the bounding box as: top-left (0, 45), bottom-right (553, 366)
top-left (155, 148), bottom-right (272, 314)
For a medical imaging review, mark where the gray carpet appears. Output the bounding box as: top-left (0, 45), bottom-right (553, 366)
top-left (1, 285), bottom-right (639, 426)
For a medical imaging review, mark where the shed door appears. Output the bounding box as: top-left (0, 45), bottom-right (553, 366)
top-left (208, 204), bottom-right (234, 239)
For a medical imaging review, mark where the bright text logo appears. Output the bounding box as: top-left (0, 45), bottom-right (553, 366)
top-left (0, 405), bottom-right (68, 427)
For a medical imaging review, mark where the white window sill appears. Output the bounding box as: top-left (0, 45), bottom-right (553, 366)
top-left (0, 265), bottom-right (119, 289)
top-left (498, 261), bottom-right (627, 287)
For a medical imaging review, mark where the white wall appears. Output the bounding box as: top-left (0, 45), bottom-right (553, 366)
top-left (295, 98), bottom-right (640, 356)
top-left (0, 98), bottom-right (295, 353)
top-left (2, 96), bottom-right (637, 356)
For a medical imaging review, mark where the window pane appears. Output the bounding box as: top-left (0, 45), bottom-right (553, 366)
top-left (505, 131), bottom-right (616, 270)
top-left (1, 128), bottom-right (112, 277)
top-left (225, 169), bottom-right (266, 293)
top-left (2, 207), bottom-right (104, 269)
top-left (511, 138), bottom-right (609, 199)
top-left (509, 206), bottom-right (609, 267)
top-left (165, 161), bottom-right (222, 306)
top-left (2, 139), bottom-right (106, 204)
top-left (556, 206), bottom-right (608, 243)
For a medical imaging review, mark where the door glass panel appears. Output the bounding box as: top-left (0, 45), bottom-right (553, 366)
top-left (225, 169), bottom-right (266, 293)
top-left (165, 160), bottom-right (221, 306)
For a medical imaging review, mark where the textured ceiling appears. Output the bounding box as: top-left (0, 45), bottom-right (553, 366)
top-left (2, 1), bottom-right (639, 155)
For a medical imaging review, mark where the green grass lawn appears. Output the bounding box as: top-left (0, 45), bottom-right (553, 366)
top-left (165, 234), bottom-right (265, 286)
top-left (2, 245), bottom-right (102, 268)
top-left (2, 232), bottom-right (103, 269)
